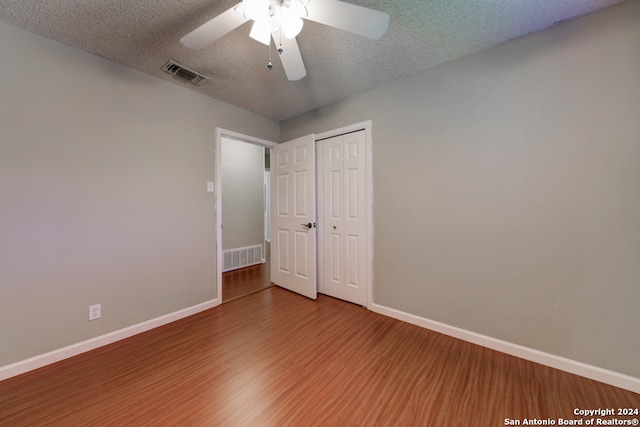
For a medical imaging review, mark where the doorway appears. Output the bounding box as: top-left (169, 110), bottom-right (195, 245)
top-left (215, 129), bottom-right (276, 303)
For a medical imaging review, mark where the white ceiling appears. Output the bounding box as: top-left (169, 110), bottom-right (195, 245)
top-left (0, 0), bottom-right (626, 121)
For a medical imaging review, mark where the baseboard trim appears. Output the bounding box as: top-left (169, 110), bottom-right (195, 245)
top-left (371, 303), bottom-right (640, 394)
top-left (0, 298), bottom-right (220, 382)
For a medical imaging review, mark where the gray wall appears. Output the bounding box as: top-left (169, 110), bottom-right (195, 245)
top-left (221, 138), bottom-right (265, 250)
top-left (0, 22), bottom-right (278, 366)
top-left (281, 1), bottom-right (640, 378)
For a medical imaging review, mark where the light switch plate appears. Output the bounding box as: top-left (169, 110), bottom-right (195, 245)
top-left (207, 182), bottom-right (214, 193)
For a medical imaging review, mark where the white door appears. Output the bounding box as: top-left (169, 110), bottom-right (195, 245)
top-left (321, 130), bottom-right (368, 305)
top-left (271, 134), bottom-right (317, 299)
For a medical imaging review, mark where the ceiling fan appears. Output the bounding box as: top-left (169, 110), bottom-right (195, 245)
top-left (180, 0), bottom-right (390, 81)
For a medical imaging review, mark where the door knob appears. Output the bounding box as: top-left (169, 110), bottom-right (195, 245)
top-left (302, 222), bottom-right (313, 230)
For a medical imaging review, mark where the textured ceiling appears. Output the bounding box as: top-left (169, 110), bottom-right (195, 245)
top-left (0, 0), bottom-right (626, 121)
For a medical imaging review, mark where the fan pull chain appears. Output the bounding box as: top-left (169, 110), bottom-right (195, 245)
top-left (268, 32), bottom-right (284, 71)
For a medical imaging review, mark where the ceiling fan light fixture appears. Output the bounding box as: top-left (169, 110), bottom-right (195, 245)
top-left (280, 6), bottom-right (303, 38)
top-left (249, 19), bottom-right (272, 45)
top-left (242, 0), bottom-right (270, 21)
top-left (182, 0), bottom-right (390, 82)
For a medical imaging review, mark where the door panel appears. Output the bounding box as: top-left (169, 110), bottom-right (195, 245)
top-left (277, 229), bottom-right (290, 273)
top-left (322, 130), bottom-right (367, 305)
top-left (271, 134), bottom-right (317, 299)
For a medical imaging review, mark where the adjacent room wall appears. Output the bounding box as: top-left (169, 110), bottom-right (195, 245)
top-left (281, 0), bottom-right (640, 378)
top-left (221, 138), bottom-right (265, 251)
top-left (0, 21), bottom-right (278, 367)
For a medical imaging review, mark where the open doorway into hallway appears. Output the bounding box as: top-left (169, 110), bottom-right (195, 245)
top-left (217, 130), bottom-right (276, 303)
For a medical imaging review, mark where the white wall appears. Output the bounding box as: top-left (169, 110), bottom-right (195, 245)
top-left (281, 0), bottom-right (640, 378)
top-left (0, 21), bottom-right (278, 366)
top-left (221, 138), bottom-right (265, 250)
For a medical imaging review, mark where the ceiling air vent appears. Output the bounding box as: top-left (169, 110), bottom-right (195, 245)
top-left (162, 60), bottom-right (210, 86)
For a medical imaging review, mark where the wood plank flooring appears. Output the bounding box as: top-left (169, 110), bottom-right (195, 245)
top-left (222, 262), bottom-right (272, 303)
top-left (1, 287), bottom-right (638, 426)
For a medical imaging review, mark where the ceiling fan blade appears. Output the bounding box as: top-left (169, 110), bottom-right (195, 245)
top-left (181, 3), bottom-right (248, 49)
top-left (305, 0), bottom-right (389, 39)
top-left (273, 32), bottom-right (307, 81)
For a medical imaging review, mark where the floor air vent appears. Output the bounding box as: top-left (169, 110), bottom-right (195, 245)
top-left (223, 244), bottom-right (264, 272)
top-left (162, 60), bottom-right (210, 86)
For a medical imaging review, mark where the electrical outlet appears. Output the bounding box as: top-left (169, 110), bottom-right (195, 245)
top-left (89, 304), bottom-right (101, 321)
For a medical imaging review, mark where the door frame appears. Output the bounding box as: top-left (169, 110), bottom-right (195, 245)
top-left (315, 121), bottom-right (374, 309)
top-left (215, 128), bottom-right (276, 302)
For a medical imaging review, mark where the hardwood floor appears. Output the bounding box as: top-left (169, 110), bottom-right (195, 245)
top-left (222, 262), bottom-right (272, 303)
top-left (1, 287), bottom-right (638, 426)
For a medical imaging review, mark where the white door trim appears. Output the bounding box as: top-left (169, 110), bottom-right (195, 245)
top-left (315, 121), bottom-right (374, 309)
top-left (215, 128), bottom-right (276, 302)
